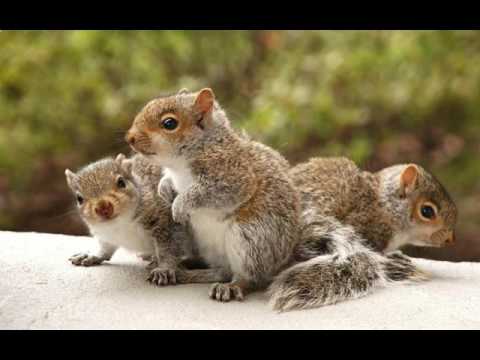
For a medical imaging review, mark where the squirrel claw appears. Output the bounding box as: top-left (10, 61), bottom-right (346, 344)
top-left (147, 267), bottom-right (177, 286)
top-left (209, 282), bottom-right (245, 302)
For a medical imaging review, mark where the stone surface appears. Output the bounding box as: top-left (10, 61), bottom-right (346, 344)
top-left (1, 231), bottom-right (479, 329)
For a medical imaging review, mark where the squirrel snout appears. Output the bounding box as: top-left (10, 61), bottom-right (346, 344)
top-left (95, 200), bottom-right (114, 220)
top-left (125, 131), bottom-right (136, 146)
top-left (445, 231), bottom-right (455, 245)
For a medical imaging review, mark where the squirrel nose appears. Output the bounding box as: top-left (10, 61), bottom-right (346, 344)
top-left (125, 131), bottom-right (136, 146)
top-left (95, 200), bottom-right (114, 220)
top-left (445, 231), bottom-right (455, 245)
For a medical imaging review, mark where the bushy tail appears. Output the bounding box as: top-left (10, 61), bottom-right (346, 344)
top-left (268, 249), bottom-right (427, 312)
top-left (268, 212), bottom-right (427, 312)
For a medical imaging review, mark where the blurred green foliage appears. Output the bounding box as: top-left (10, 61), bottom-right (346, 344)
top-left (0, 31), bottom-right (479, 260)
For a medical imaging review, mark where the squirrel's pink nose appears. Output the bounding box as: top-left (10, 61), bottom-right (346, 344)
top-left (95, 200), bottom-right (114, 220)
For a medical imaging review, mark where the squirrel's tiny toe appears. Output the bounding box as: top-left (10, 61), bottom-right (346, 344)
top-left (221, 287), bottom-right (231, 302)
top-left (209, 283), bottom-right (219, 299)
top-left (168, 270), bottom-right (177, 285)
top-left (232, 286), bottom-right (244, 301)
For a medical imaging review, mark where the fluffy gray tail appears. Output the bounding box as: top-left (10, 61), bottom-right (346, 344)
top-left (268, 213), bottom-right (427, 312)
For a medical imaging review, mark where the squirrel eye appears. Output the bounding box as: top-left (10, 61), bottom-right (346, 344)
top-left (76, 194), bottom-right (84, 205)
top-left (116, 177), bottom-right (126, 189)
top-left (161, 117), bottom-right (178, 131)
top-left (420, 204), bottom-right (436, 220)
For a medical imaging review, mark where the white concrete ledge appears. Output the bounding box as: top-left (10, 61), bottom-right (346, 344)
top-left (0, 231), bottom-right (479, 329)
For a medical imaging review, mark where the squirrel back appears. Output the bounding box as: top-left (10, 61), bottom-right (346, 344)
top-left (289, 157), bottom-right (457, 251)
top-left (268, 156), bottom-right (457, 312)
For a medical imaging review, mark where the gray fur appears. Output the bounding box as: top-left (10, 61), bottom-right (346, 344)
top-left (126, 88), bottom-right (301, 301)
top-left (268, 157), bottom-right (455, 312)
top-left (65, 154), bottom-right (196, 285)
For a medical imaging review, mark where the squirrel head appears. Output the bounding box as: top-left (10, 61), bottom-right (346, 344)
top-left (379, 164), bottom-right (458, 248)
top-left (65, 154), bottom-right (139, 224)
top-left (125, 88), bottom-right (229, 165)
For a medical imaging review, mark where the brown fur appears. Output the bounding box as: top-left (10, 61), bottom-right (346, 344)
top-left (126, 88), bottom-right (300, 302)
top-left (289, 157), bottom-right (458, 252)
top-left (267, 157), bottom-right (455, 312)
top-left (65, 154), bottom-right (196, 286)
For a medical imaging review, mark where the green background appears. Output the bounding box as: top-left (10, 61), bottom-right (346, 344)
top-left (1, 30), bottom-right (479, 261)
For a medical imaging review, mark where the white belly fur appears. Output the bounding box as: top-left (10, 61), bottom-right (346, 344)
top-left (162, 159), bottom-right (194, 194)
top-left (89, 210), bottom-right (154, 254)
top-left (189, 208), bottom-right (232, 269)
top-left (164, 163), bottom-right (245, 275)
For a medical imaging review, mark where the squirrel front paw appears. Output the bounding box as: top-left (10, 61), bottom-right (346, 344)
top-left (209, 282), bottom-right (245, 302)
top-left (69, 253), bottom-right (104, 266)
top-left (158, 177), bottom-right (177, 204)
top-left (171, 196), bottom-right (190, 224)
top-left (147, 267), bottom-right (177, 286)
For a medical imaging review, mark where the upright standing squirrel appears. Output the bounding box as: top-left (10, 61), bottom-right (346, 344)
top-left (126, 88), bottom-right (300, 301)
top-left (65, 153), bottom-right (202, 285)
top-left (268, 157), bottom-right (458, 311)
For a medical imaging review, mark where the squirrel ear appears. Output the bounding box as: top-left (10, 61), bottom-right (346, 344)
top-left (65, 169), bottom-right (77, 188)
top-left (400, 164), bottom-right (419, 197)
top-left (115, 153), bottom-right (133, 174)
top-left (194, 88), bottom-right (215, 114)
top-left (178, 88), bottom-right (189, 95)
top-left (115, 153), bottom-right (126, 165)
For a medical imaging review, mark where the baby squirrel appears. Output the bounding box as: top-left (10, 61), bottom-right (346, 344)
top-left (126, 88), bottom-right (300, 302)
top-left (290, 157), bottom-right (457, 251)
top-left (268, 157), bottom-right (458, 311)
top-left (65, 153), bottom-right (195, 285)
